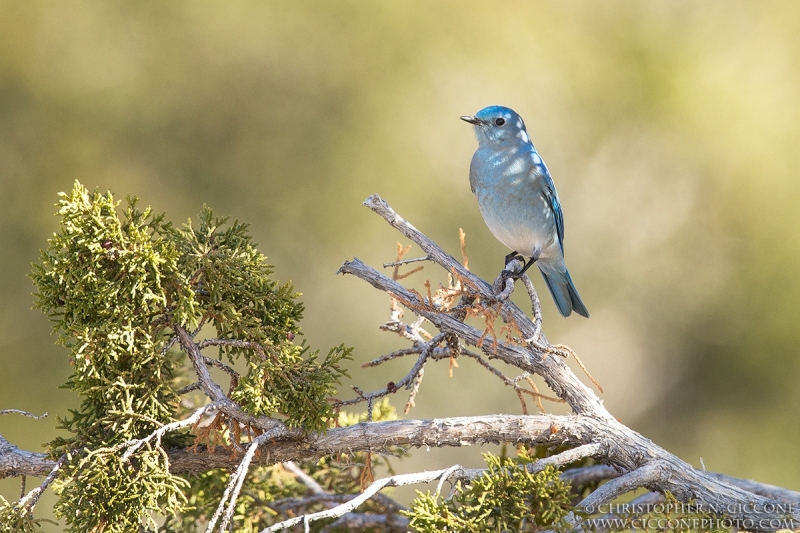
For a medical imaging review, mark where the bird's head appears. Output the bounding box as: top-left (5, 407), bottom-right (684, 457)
top-left (460, 105), bottom-right (530, 147)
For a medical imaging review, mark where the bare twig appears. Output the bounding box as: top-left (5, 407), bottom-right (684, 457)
top-left (561, 464), bottom-right (620, 486)
top-left (336, 332), bottom-right (448, 408)
top-left (283, 461), bottom-right (327, 496)
top-left (493, 267), bottom-right (517, 300)
top-left (269, 493), bottom-right (405, 515)
top-left (379, 317), bottom-right (430, 344)
top-left (320, 512), bottom-right (408, 533)
top-left (260, 466), bottom-right (463, 533)
top-left (198, 338), bottom-right (269, 361)
top-left (520, 274), bottom-right (543, 341)
top-left (536, 443), bottom-right (604, 470)
top-left (383, 255), bottom-right (430, 268)
top-left (221, 437), bottom-right (264, 532)
top-left (205, 435), bottom-right (267, 533)
top-left (175, 325), bottom-right (228, 402)
top-left (176, 382), bottom-right (203, 395)
top-left (451, 443), bottom-right (606, 483)
top-left (121, 401), bottom-right (224, 461)
top-left (0, 409), bottom-right (47, 420)
top-left (362, 346), bottom-right (427, 367)
top-left (18, 453), bottom-right (68, 512)
top-left (436, 463), bottom-right (463, 496)
top-left (528, 341), bottom-right (604, 394)
top-left (706, 472), bottom-right (800, 505)
top-left (162, 318), bottom-right (207, 357)
top-left (202, 356), bottom-right (240, 380)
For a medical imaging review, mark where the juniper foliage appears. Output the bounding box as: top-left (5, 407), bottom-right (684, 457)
top-left (26, 181), bottom-right (351, 532)
top-left (0, 496), bottom-right (57, 533)
top-left (404, 454), bottom-right (574, 533)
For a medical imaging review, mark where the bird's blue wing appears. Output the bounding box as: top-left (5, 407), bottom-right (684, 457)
top-left (534, 157), bottom-right (564, 252)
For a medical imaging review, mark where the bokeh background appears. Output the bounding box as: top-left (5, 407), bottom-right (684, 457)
top-left (2, 0), bottom-right (799, 527)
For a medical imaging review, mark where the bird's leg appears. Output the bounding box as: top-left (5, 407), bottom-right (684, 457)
top-left (518, 256), bottom-right (537, 277)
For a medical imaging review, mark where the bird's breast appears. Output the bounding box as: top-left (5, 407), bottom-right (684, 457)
top-left (471, 151), bottom-right (558, 258)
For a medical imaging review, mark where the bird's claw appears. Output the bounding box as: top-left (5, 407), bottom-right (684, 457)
top-left (500, 268), bottom-right (521, 286)
top-left (504, 251), bottom-right (524, 268)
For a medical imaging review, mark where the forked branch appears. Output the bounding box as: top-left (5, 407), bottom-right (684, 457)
top-left (332, 194), bottom-right (800, 532)
top-left (2, 194), bottom-right (799, 532)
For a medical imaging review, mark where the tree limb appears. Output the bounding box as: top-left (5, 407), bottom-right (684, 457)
top-left (577, 461), bottom-right (671, 514)
top-left (260, 466), bottom-right (462, 533)
top-left (332, 194), bottom-right (800, 531)
top-left (4, 194), bottom-right (799, 532)
top-left (0, 434), bottom-right (54, 477)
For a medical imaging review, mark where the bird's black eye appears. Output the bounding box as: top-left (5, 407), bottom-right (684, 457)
top-left (495, 118), bottom-right (506, 126)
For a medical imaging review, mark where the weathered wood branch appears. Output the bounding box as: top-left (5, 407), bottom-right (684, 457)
top-left (0, 435), bottom-right (55, 477)
top-left (3, 194), bottom-right (799, 531)
top-left (576, 461), bottom-right (671, 514)
top-left (333, 194), bottom-right (800, 531)
top-left (3, 415), bottom-right (797, 503)
top-left (166, 413), bottom-right (603, 472)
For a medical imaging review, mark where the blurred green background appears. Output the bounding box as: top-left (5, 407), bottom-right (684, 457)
top-left (2, 0), bottom-right (799, 525)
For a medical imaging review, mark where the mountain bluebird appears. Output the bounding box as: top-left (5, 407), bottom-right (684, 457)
top-left (461, 105), bottom-right (589, 318)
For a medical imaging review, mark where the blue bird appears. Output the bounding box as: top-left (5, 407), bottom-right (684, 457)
top-left (461, 105), bottom-right (589, 318)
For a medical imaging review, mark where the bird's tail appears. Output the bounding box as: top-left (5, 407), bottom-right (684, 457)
top-left (537, 260), bottom-right (589, 318)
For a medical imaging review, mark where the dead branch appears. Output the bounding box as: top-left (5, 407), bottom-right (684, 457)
top-left (260, 466), bottom-right (465, 532)
top-left (3, 194), bottom-right (799, 532)
top-left (0, 410), bottom-right (48, 420)
top-left (331, 194), bottom-right (800, 531)
top-left (0, 434), bottom-right (55, 477)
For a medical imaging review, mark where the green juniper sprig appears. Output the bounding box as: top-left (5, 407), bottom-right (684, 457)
top-left (27, 181), bottom-right (351, 532)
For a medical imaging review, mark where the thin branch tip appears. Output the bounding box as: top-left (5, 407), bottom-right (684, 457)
top-left (363, 193), bottom-right (384, 206)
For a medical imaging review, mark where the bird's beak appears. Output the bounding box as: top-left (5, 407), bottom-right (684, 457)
top-left (460, 115), bottom-right (484, 125)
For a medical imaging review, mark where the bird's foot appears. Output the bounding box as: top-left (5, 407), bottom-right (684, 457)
top-left (500, 268), bottom-right (520, 282)
top-left (504, 251), bottom-right (524, 268)
top-left (502, 252), bottom-right (536, 281)
top-left (503, 252), bottom-right (525, 280)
